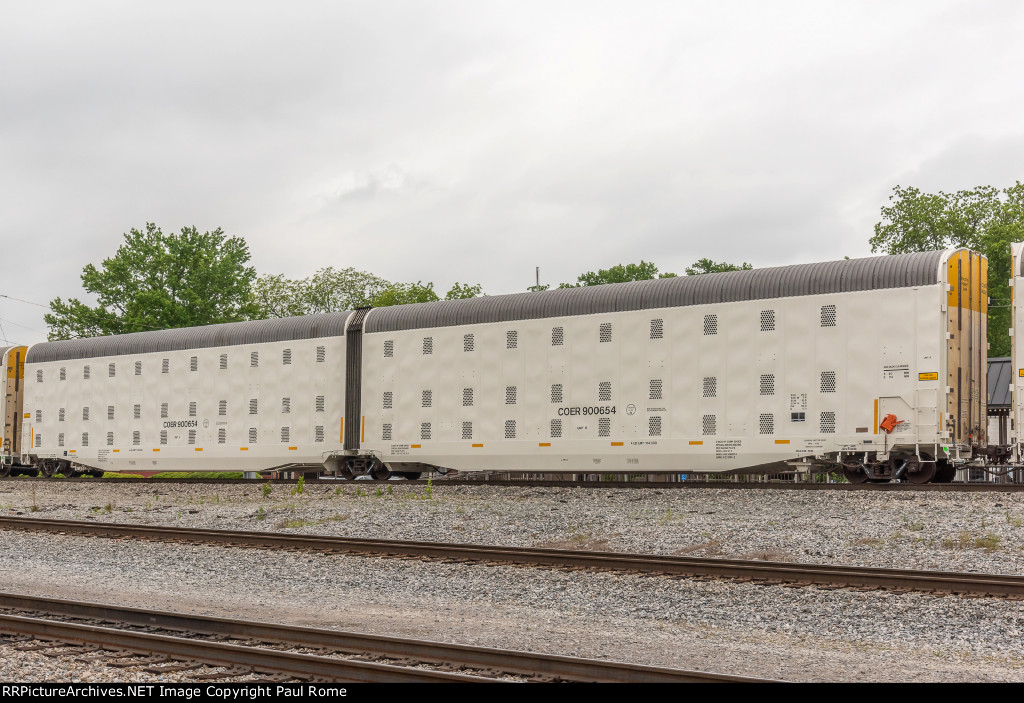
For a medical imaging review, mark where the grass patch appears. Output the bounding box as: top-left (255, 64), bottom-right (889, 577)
top-left (275, 519), bottom-right (316, 529)
top-left (940, 532), bottom-right (1002, 552)
top-left (852, 537), bottom-right (884, 547)
top-left (321, 514), bottom-right (350, 523)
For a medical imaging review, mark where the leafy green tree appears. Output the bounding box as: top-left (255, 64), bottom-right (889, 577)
top-left (251, 273), bottom-right (307, 319)
top-left (684, 258), bottom-right (754, 275)
top-left (369, 281), bottom-right (483, 307)
top-left (869, 182), bottom-right (1024, 356)
top-left (253, 267), bottom-right (390, 318)
top-left (305, 267), bottom-right (391, 311)
top-left (558, 261), bottom-right (677, 288)
top-left (46, 223), bottom-right (258, 340)
top-left (445, 282), bottom-right (483, 300)
top-left (869, 185), bottom-right (1002, 254)
top-left (371, 281), bottom-right (439, 307)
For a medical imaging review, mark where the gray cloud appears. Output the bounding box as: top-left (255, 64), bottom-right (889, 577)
top-left (1, 0), bottom-right (1022, 343)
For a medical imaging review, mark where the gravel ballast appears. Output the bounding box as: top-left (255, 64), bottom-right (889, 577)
top-left (1, 480), bottom-right (1024, 682)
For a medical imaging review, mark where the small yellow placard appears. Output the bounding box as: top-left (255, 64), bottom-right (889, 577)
top-left (1019, 369), bottom-right (1024, 378)
top-left (919, 372), bottom-right (938, 381)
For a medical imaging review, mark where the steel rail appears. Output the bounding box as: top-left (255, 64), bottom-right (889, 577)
top-left (0, 593), bottom-right (762, 683)
top-left (0, 613), bottom-right (489, 682)
top-left (3, 516), bottom-right (1023, 598)
top-left (7, 476), bottom-right (1024, 490)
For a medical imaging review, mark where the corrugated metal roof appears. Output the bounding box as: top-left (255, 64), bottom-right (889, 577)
top-left (364, 250), bottom-right (947, 333)
top-left (988, 357), bottom-right (1011, 409)
top-left (27, 312), bottom-right (353, 363)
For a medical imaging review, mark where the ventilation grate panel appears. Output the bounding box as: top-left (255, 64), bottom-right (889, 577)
top-left (821, 304), bottom-right (837, 327)
top-left (821, 371), bottom-right (836, 393)
top-left (650, 379), bottom-right (663, 400)
top-left (703, 377), bottom-right (717, 398)
top-left (649, 416), bottom-right (662, 437)
top-left (551, 383), bottom-right (563, 404)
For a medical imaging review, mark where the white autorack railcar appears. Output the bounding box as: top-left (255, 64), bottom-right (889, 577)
top-left (1, 247), bottom-right (991, 483)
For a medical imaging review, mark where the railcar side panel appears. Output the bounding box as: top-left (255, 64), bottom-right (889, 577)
top-left (1, 346), bottom-right (26, 457)
top-left (22, 334), bottom-right (348, 473)
top-left (1012, 243), bottom-right (1024, 455)
top-left (360, 279), bottom-right (954, 473)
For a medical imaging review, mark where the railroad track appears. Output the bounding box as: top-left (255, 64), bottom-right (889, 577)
top-left (3, 516), bottom-right (1023, 599)
top-left (5, 476), bottom-right (1024, 491)
top-left (0, 593), bottom-right (764, 682)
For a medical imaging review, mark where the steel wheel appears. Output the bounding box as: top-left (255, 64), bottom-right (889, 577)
top-left (371, 462), bottom-right (391, 481)
top-left (339, 460), bottom-right (356, 480)
top-left (38, 460), bottom-right (56, 478)
top-left (841, 459), bottom-right (868, 484)
top-left (903, 456), bottom-right (936, 484)
top-left (0, 463), bottom-right (10, 478)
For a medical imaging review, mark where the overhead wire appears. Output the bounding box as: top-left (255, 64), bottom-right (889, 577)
top-left (0, 293), bottom-right (49, 308)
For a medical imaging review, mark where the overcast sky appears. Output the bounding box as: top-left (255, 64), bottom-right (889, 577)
top-left (1, 0), bottom-right (1022, 345)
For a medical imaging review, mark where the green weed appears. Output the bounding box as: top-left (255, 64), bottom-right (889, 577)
top-left (276, 518), bottom-right (315, 529)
